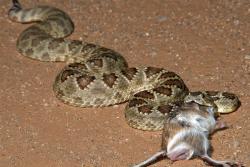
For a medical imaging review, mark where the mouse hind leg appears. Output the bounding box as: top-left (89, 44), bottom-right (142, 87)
top-left (167, 144), bottom-right (194, 161)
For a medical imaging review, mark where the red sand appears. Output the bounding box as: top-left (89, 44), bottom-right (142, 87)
top-left (1, 0), bottom-right (249, 166)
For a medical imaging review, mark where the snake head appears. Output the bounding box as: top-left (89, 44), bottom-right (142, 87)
top-left (184, 92), bottom-right (220, 117)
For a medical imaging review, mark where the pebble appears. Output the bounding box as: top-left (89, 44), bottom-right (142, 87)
top-left (156, 16), bottom-right (167, 22)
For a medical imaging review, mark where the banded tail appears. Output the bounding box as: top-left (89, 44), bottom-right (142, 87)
top-left (8, 0), bottom-right (22, 21)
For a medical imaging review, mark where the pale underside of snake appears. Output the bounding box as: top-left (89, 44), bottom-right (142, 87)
top-left (8, 0), bottom-right (240, 131)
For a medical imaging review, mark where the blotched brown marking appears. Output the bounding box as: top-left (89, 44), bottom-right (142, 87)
top-left (128, 99), bottom-right (147, 107)
top-left (153, 86), bottom-right (172, 96)
top-left (19, 40), bottom-right (29, 49)
top-left (25, 49), bottom-right (34, 56)
top-left (134, 90), bottom-right (154, 99)
top-left (31, 36), bottom-right (49, 47)
top-left (162, 79), bottom-right (185, 89)
top-left (103, 73), bottom-right (118, 88)
top-left (159, 71), bottom-right (178, 79)
top-left (31, 38), bottom-right (41, 47)
top-left (68, 40), bottom-right (82, 52)
top-left (138, 105), bottom-right (153, 114)
top-left (68, 63), bottom-right (87, 70)
top-left (190, 91), bottom-right (203, 96)
top-left (222, 92), bottom-right (236, 100)
top-left (73, 97), bottom-right (82, 103)
top-left (43, 21), bottom-right (52, 30)
top-left (64, 83), bottom-right (77, 96)
top-left (94, 98), bottom-right (103, 104)
top-left (93, 47), bottom-right (112, 55)
top-left (145, 67), bottom-right (163, 78)
top-left (47, 17), bottom-right (64, 27)
top-left (122, 68), bottom-right (137, 81)
top-left (21, 27), bottom-right (41, 39)
top-left (88, 59), bottom-right (103, 68)
top-left (157, 105), bottom-right (173, 114)
top-left (114, 92), bottom-right (122, 99)
top-left (211, 97), bottom-right (220, 101)
top-left (48, 38), bottom-right (64, 50)
top-left (81, 43), bottom-right (97, 53)
top-left (77, 75), bottom-right (96, 90)
top-left (20, 32), bottom-right (33, 41)
top-left (61, 69), bottom-right (79, 82)
top-left (30, 26), bottom-right (42, 32)
top-left (42, 53), bottom-right (50, 60)
top-left (205, 91), bottom-right (219, 96)
top-left (57, 47), bottom-right (66, 54)
top-left (55, 18), bottom-right (65, 27)
top-left (101, 52), bottom-right (119, 61)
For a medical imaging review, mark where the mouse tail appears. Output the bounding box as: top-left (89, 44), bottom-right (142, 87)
top-left (132, 150), bottom-right (167, 167)
top-left (200, 154), bottom-right (244, 167)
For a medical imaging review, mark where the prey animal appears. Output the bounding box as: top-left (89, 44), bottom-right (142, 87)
top-left (133, 102), bottom-right (242, 167)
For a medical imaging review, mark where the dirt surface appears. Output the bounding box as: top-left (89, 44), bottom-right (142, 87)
top-left (0, 0), bottom-right (249, 167)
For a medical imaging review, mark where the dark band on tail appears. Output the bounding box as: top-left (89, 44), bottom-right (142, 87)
top-left (9, 0), bottom-right (22, 12)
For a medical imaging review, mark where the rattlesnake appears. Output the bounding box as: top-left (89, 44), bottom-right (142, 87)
top-left (8, 0), bottom-right (240, 131)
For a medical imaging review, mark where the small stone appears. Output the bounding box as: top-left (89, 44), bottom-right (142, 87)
top-left (156, 16), bottom-right (167, 22)
top-left (233, 20), bottom-right (240, 26)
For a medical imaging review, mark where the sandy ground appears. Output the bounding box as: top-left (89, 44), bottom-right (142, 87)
top-left (0, 0), bottom-right (249, 167)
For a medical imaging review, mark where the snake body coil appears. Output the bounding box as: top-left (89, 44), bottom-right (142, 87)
top-left (8, 0), bottom-right (240, 131)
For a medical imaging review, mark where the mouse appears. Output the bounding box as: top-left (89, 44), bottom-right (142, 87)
top-left (133, 102), bottom-right (242, 167)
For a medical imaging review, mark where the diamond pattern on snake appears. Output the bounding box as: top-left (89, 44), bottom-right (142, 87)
top-left (8, 0), bottom-right (240, 131)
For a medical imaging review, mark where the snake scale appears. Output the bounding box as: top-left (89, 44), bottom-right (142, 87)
top-left (8, 0), bottom-right (240, 131)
